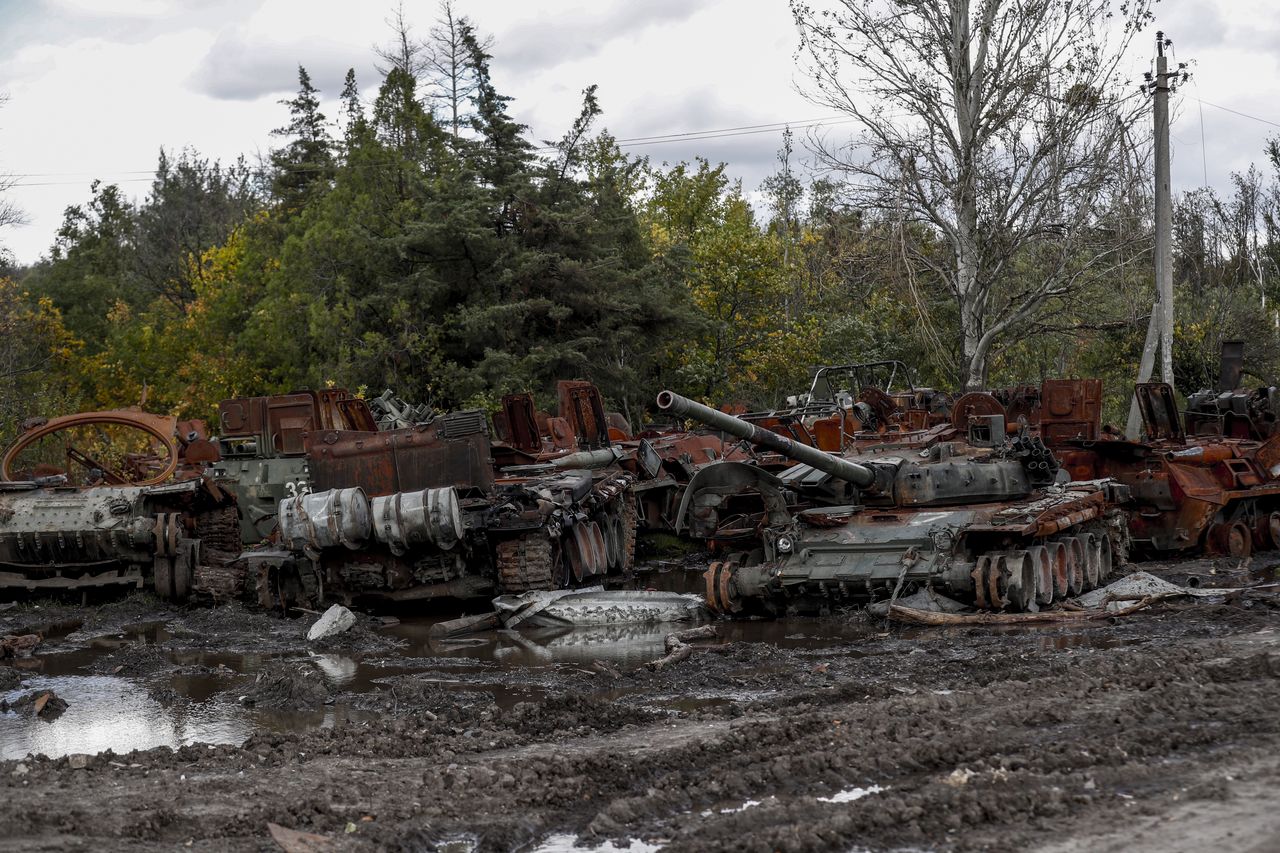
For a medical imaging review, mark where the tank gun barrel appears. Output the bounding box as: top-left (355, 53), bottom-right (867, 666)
top-left (656, 390), bottom-right (876, 488)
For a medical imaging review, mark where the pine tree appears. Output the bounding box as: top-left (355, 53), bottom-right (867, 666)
top-left (270, 66), bottom-right (335, 211)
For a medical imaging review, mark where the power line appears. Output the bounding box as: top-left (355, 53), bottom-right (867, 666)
top-left (5, 114), bottom-right (860, 187)
top-left (1188, 96), bottom-right (1280, 131)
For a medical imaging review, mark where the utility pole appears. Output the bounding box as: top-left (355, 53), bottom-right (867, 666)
top-left (1126, 32), bottom-right (1188, 439)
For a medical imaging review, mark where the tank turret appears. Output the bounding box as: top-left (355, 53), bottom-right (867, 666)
top-left (656, 391), bottom-right (877, 488)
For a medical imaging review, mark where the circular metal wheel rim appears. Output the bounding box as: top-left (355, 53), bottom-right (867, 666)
top-left (1228, 522), bottom-right (1253, 558)
top-left (587, 521), bottom-right (607, 575)
top-left (609, 513), bottom-right (626, 570)
top-left (1096, 533), bottom-right (1114, 581)
top-left (1267, 511), bottom-right (1280, 550)
top-left (2, 411), bottom-right (180, 486)
top-left (1080, 533), bottom-right (1099, 589)
top-left (566, 527), bottom-right (589, 582)
top-left (1005, 551), bottom-right (1037, 612)
top-left (989, 554), bottom-right (1011, 610)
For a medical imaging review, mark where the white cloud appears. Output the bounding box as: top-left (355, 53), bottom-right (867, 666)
top-left (2, 0), bottom-right (1278, 266)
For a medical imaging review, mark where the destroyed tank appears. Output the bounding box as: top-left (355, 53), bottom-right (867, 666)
top-left (209, 389), bottom-right (380, 545)
top-left (657, 391), bottom-right (1127, 615)
top-left (270, 405), bottom-right (635, 606)
top-left (0, 410), bottom-right (238, 600)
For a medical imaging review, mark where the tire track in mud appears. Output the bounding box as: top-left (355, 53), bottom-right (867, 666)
top-left (4, 625), bottom-right (1279, 852)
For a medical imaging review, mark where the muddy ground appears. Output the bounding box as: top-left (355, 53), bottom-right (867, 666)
top-left (3, 557), bottom-right (1280, 852)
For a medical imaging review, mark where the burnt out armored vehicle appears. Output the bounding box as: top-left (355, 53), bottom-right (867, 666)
top-left (271, 406), bottom-right (635, 606)
top-left (1050, 381), bottom-right (1280, 559)
top-left (741, 361), bottom-right (954, 454)
top-left (0, 409), bottom-right (238, 599)
top-left (657, 391), bottom-right (1125, 615)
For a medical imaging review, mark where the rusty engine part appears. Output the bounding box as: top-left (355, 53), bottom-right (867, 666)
top-left (368, 389), bottom-right (434, 430)
top-left (657, 390), bottom-right (1125, 616)
top-left (952, 379), bottom-right (1104, 444)
top-left (491, 380), bottom-right (623, 467)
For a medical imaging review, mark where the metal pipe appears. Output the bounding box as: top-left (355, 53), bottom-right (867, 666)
top-left (656, 391), bottom-right (876, 488)
top-left (550, 448), bottom-right (621, 469)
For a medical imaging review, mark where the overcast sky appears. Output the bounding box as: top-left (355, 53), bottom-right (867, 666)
top-left (0, 0), bottom-right (1276, 265)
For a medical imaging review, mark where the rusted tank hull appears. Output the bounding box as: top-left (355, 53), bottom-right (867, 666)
top-left (706, 486), bottom-right (1122, 615)
top-left (0, 478), bottom-right (238, 600)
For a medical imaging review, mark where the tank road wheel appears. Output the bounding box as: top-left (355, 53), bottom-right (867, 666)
top-left (173, 539), bottom-right (197, 601)
top-left (1062, 537), bottom-right (1086, 596)
top-left (1046, 541), bottom-right (1069, 599)
top-left (586, 521), bottom-right (608, 576)
top-left (1001, 551), bottom-right (1038, 612)
top-left (1029, 545), bottom-right (1054, 606)
top-left (1207, 522), bottom-right (1253, 558)
top-left (495, 533), bottom-right (555, 595)
top-left (1079, 533), bottom-right (1100, 589)
top-left (568, 525), bottom-right (591, 578)
top-left (971, 554), bottom-right (993, 609)
top-left (153, 558), bottom-right (175, 600)
top-left (1266, 512), bottom-right (1280, 551)
top-left (607, 512), bottom-right (626, 572)
top-left (1094, 533), bottom-right (1114, 584)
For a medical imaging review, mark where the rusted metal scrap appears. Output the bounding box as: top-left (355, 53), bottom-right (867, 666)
top-left (2, 409), bottom-right (221, 487)
top-left (1044, 367), bottom-right (1280, 560)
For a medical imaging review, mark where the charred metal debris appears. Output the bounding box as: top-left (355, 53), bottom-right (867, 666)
top-left (3, 343), bottom-right (1280, 622)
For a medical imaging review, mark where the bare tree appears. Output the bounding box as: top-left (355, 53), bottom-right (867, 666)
top-left (794, 0), bottom-right (1154, 388)
top-left (0, 94), bottom-right (27, 258)
top-left (374, 2), bottom-right (430, 82)
top-left (373, 1), bottom-right (491, 138)
top-left (423, 0), bottom-right (491, 137)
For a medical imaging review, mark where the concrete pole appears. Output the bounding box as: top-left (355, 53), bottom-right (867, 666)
top-left (1154, 33), bottom-right (1175, 388)
top-left (1125, 305), bottom-right (1160, 439)
top-left (1128, 33), bottom-right (1178, 440)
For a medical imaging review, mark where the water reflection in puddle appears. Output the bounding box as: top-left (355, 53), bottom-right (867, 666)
top-left (0, 573), bottom-right (895, 761)
top-left (1, 674), bottom-right (251, 761)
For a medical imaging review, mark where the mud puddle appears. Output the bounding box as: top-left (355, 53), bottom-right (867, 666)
top-left (0, 597), bottom-right (881, 761)
top-left (0, 576), bottom-right (1204, 764)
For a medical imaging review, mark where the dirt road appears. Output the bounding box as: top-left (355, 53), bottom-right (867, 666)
top-left (2, 560), bottom-right (1279, 852)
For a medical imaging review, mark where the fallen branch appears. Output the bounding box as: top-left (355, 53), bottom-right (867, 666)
top-left (428, 612), bottom-right (499, 639)
top-left (645, 624), bottom-right (722, 672)
top-left (886, 594), bottom-right (1174, 626)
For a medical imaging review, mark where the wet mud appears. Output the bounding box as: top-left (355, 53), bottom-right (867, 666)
top-left (2, 556), bottom-right (1280, 851)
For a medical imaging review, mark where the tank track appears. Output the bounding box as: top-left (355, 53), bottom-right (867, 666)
top-left (495, 533), bottom-right (555, 595)
top-left (192, 506), bottom-right (248, 600)
top-left (619, 489), bottom-right (638, 573)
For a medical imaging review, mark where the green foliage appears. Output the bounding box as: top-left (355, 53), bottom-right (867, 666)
top-left (19, 18), bottom-right (1280, 436)
top-left (0, 279), bottom-right (81, 446)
